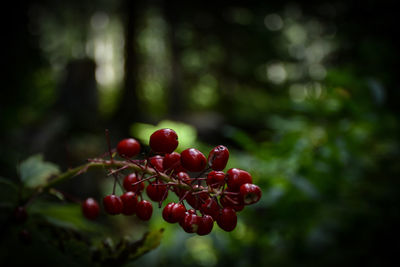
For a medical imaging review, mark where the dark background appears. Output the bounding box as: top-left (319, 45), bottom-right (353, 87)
top-left (1, 0), bottom-right (400, 266)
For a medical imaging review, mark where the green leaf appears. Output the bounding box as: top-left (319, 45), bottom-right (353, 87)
top-left (97, 229), bottom-right (164, 265)
top-left (130, 120), bottom-right (197, 152)
top-left (19, 154), bottom-right (60, 188)
top-left (127, 229), bottom-right (164, 261)
top-left (29, 201), bottom-right (103, 233)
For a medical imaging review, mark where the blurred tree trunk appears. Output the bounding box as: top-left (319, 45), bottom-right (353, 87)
top-left (114, 0), bottom-right (142, 132)
top-left (57, 58), bottom-right (98, 130)
top-left (162, 0), bottom-right (185, 118)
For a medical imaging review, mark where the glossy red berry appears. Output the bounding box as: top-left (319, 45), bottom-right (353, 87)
top-left (149, 128), bottom-right (178, 153)
top-left (136, 200), bottom-right (153, 221)
top-left (181, 148), bottom-right (207, 172)
top-left (179, 209), bottom-right (196, 227)
top-left (185, 194), bottom-right (201, 209)
top-left (120, 191), bottom-right (138, 215)
top-left (173, 174), bottom-right (189, 199)
top-left (163, 152), bottom-right (185, 173)
top-left (123, 173), bottom-right (144, 193)
top-left (220, 194), bottom-right (244, 212)
top-left (162, 203), bottom-right (175, 223)
top-left (193, 185), bottom-right (209, 200)
top-left (103, 195), bottom-right (123, 215)
top-left (182, 212), bottom-right (201, 233)
top-left (217, 207), bottom-right (237, 232)
top-left (187, 209), bottom-right (196, 214)
top-left (197, 215), bottom-right (214, 236)
top-left (177, 171), bottom-right (191, 183)
top-left (208, 145), bottom-right (229, 171)
top-left (146, 181), bottom-right (168, 202)
top-left (200, 198), bottom-right (221, 220)
top-left (149, 155), bottom-right (164, 172)
top-left (206, 171), bottom-right (226, 188)
top-left (226, 168), bottom-right (253, 191)
top-left (240, 183), bottom-right (262, 205)
top-left (172, 203), bottom-right (187, 222)
top-left (185, 185), bottom-right (209, 209)
top-left (82, 198), bottom-right (100, 220)
top-left (117, 138), bottom-right (141, 158)
top-left (162, 202), bottom-right (186, 223)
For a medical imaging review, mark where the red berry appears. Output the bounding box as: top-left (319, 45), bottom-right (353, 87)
top-left (163, 152), bottom-right (186, 173)
top-left (185, 185), bottom-right (209, 209)
top-left (220, 194), bottom-right (244, 212)
top-left (193, 185), bottom-right (209, 199)
top-left (103, 195), bottom-right (123, 215)
top-left (185, 193), bottom-right (200, 209)
top-left (146, 181), bottom-right (168, 202)
top-left (117, 138), bottom-right (141, 158)
top-left (136, 200), bottom-right (153, 221)
top-left (149, 128), bottom-right (178, 154)
top-left (187, 209), bottom-right (196, 214)
top-left (177, 172), bottom-right (191, 183)
top-left (217, 207), bottom-right (237, 232)
top-left (120, 191), bottom-right (138, 215)
top-left (208, 145), bottom-right (229, 171)
top-left (226, 168), bottom-right (253, 191)
top-left (206, 171), bottom-right (226, 188)
top-left (149, 155), bottom-right (164, 172)
top-left (240, 183), bottom-right (262, 205)
top-left (173, 175), bottom-right (191, 198)
top-left (162, 202), bottom-right (186, 223)
top-left (82, 198), bottom-right (100, 220)
top-left (13, 206), bottom-right (28, 223)
top-left (197, 215), bottom-right (214, 236)
top-left (181, 148), bottom-right (207, 172)
top-left (182, 212), bottom-right (201, 233)
top-left (123, 173), bottom-right (144, 193)
top-left (172, 203), bottom-right (187, 222)
top-left (162, 203), bottom-right (175, 223)
top-left (173, 187), bottom-right (186, 199)
top-left (173, 172), bottom-right (192, 199)
top-left (179, 209), bottom-right (196, 228)
top-left (200, 198), bottom-right (221, 220)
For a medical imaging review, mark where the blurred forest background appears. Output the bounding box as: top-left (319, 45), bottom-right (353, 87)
top-left (1, 0), bottom-right (400, 266)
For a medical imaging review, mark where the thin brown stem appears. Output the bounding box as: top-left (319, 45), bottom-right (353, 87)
top-left (42, 159), bottom-right (192, 193)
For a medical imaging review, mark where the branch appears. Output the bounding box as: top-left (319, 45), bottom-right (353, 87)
top-left (42, 159), bottom-right (192, 192)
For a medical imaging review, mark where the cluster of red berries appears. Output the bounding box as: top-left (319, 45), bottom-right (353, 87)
top-left (82, 128), bottom-right (262, 235)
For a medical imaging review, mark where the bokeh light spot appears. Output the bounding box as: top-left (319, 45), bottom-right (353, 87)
top-left (264, 14), bottom-right (284, 31)
top-left (267, 62), bottom-right (287, 84)
top-left (289, 84), bottom-right (307, 102)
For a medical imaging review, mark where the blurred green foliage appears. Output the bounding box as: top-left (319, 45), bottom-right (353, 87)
top-left (0, 155), bottom-right (165, 266)
top-left (1, 0), bottom-right (399, 266)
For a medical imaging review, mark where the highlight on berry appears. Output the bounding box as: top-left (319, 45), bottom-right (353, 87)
top-left (84, 128), bottom-right (262, 235)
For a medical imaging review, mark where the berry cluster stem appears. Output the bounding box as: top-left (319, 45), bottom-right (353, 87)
top-left (42, 159), bottom-right (193, 193)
